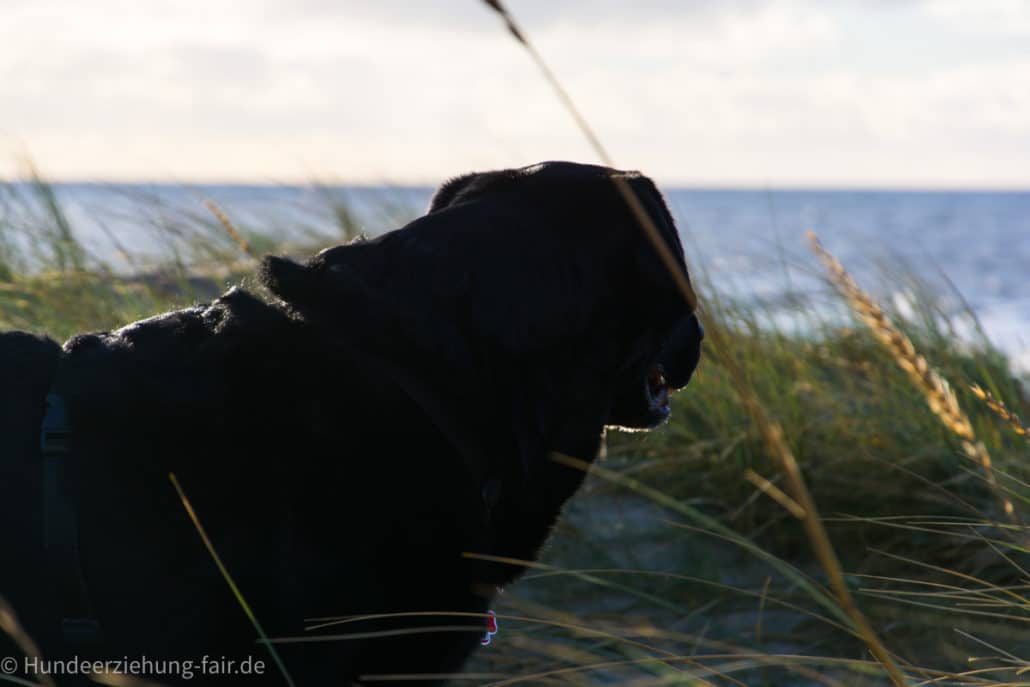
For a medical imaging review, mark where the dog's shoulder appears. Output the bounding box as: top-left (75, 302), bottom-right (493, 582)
top-left (0, 330), bottom-right (61, 378)
top-left (54, 287), bottom-right (308, 428)
top-left (0, 330), bottom-right (62, 432)
top-left (63, 287), bottom-right (288, 360)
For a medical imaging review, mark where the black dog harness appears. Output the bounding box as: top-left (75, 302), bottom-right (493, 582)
top-left (40, 391), bottom-right (103, 644)
top-left (38, 351), bottom-right (502, 649)
top-left (40, 390), bottom-right (501, 650)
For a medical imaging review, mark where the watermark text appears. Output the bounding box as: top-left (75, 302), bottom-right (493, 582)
top-left (1, 655), bottom-right (267, 681)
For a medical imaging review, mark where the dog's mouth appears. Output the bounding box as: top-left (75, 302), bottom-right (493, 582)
top-left (644, 364), bottom-right (671, 417)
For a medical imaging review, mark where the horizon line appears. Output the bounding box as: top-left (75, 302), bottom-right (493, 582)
top-left (3, 175), bottom-right (1028, 193)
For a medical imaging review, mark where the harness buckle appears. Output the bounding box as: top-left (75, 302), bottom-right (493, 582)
top-left (41, 394), bottom-right (71, 456)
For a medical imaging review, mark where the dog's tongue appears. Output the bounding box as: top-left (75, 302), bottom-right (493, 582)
top-left (646, 366), bottom-right (670, 409)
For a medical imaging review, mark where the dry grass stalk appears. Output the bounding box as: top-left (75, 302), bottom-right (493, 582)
top-left (729, 389), bottom-right (911, 687)
top-left (478, 0), bottom-right (697, 313)
top-left (971, 384), bottom-right (1030, 443)
top-left (168, 473), bottom-right (296, 687)
top-left (744, 468), bottom-right (807, 519)
top-left (806, 231), bottom-right (1019, 525)
top-left (0, 595), bottom-right (56, 687)
top-left (203, 199), bottom-right (256, 260)
top-left (483, 2), bottom-right (910, 683)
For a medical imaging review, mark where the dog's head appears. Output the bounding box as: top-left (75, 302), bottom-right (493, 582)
top-left (261, 161), bottom-right (702, 462)
top-left (426, 161), bottom-right (703, 432)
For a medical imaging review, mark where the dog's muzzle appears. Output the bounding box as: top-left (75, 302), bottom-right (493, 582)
top-left (658, 312), bottom-right (704, 390)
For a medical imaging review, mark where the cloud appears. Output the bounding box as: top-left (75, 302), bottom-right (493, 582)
top-left (1, 0), bottom-right (1028, 185)
top-left (920, 0), bottom-right (1030, 31)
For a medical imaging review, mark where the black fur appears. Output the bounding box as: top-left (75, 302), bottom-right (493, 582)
top-left (0, 161), bottom-right (702, 685)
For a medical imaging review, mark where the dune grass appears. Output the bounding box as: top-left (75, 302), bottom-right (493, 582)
top-left (469, 290), bottom-right (1029, 684)
top-left (1, 175), bottom-right (1028, 685)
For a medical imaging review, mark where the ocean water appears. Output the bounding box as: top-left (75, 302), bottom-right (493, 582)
top-left (3, 183), bottom-right (1028, 373)
top-left (668, 189), bottom-right (1030, 374)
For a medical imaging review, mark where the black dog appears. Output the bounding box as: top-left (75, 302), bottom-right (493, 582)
top-left (0, 161), bottom-right (703, 685)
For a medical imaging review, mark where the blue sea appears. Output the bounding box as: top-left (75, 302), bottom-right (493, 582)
top-left (3, 183), bottom-right (1028, 373)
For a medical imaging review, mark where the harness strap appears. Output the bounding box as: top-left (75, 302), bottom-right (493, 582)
top-left (40, 392), bottom-right (103, 644)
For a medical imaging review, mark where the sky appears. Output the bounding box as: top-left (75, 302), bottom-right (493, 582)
top-left (2, 0), bottom-right (1029, 187)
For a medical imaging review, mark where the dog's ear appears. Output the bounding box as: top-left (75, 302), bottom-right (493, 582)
top-left (625, 176), bottom-right (688, 286)
top-left (427, 173), bottom-right (478, 213)
top-left (427, 170), bottom-right (519, 214)
top-left (620, 175), bottom-right (695, 333)
top-left (259, 256), bottom-right (317, 305)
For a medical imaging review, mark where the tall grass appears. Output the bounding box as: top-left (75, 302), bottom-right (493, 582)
top-left (0, 175), bottom-right (408, 341)
top-left (468, 276), bottom-right (1029, 684)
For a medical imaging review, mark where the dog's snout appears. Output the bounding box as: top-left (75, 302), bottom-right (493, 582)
top-left (656, 311), bottom-right (704, 390)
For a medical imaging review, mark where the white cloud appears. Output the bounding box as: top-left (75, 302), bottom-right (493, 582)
top-left (0, 1), bottom-right (1028, 185)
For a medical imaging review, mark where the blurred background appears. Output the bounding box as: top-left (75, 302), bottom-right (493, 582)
top-left (3, 1), bottom-right (1029, 684)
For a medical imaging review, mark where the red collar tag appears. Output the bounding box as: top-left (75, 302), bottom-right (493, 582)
top-left (480, 610), bottom-right (499, 645)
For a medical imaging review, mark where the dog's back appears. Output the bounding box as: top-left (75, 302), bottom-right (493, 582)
top-left (0, 331), bottom-right (62, 457)
top-left (0, 332), bottom-right (63, 655)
